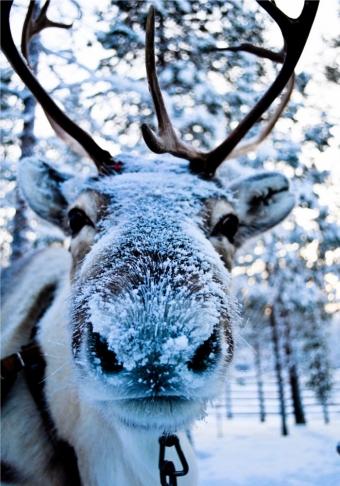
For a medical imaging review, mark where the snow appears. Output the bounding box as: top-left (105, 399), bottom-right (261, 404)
top-left (193, 414), bottom-right (340, 486)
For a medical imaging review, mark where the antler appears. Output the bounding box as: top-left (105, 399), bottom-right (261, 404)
top-left (1, 1), bottom-right (115, 175)
top-left (141, 7), bottom-right (206, 165)
top-left (21, 0), bottom-right (72, 68)
top-left (142, 2), bottom-right (320, 176)
top-left (221, 45), bottom-right (294, 161)
top-left (224, 73), bottom-right (295, 161)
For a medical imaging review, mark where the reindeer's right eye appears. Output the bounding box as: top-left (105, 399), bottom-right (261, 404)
top-left (211, 214), bottom-right (239, 243)
top-left (68, 208), bottom-right (94, 236)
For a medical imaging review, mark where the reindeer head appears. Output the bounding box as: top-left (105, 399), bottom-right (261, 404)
top-left (1, 1), bottom-right (319, 432)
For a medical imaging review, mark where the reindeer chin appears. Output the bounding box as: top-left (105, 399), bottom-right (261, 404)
top-left (104, 397), bottom-right (208, 433)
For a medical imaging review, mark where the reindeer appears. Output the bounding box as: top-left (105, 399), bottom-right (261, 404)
top-left (1, 1), bottom-right (319, 485)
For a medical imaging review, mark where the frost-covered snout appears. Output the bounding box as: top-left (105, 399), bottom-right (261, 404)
top-left (85, 307), bottom-right (229, 396)
top-left (88, 317), bottom-right (225, 378)
top-left (72, 225), bottom-right (235, 408)
top-left (71, 223), bottom-right (236, 431)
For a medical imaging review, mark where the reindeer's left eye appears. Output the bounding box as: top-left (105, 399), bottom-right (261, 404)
top-left (68, 208), bottom-right (94, 236)
top-left (211, 214), bottom-right (239, 243)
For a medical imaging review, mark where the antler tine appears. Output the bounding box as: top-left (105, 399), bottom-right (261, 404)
top-left (202, 0), bottom-right (320, 175)
top-left (215, 43), bottom-right (284, 63)
top-left (21, 0), bottom-right (72, 68)
top-left (141, 6), bottom-right (207, 165)
top-left (142, 2), bottom-right (319, 177)
top-left (207, 41), bottom-right (290, 161)
top-left (225, 73), bottom-right (295, 161)
top-left (1, 0), bottom-right (114, 175)
top-left (223, 36), bottom-right (292, 161)
top-left (20, 1), bottom-right (91, 162)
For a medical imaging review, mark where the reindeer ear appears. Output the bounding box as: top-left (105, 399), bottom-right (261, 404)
top-left (18, 157), bottom-right (72, 228)
top-left (227, 172), bottom-right (294, 248)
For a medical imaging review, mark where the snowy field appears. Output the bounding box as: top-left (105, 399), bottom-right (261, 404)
top-left (192, 413), bottom-right (340, 486)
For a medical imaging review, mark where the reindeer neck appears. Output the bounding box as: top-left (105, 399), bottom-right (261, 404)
top-left (36, 272), bottom-right (197, 486)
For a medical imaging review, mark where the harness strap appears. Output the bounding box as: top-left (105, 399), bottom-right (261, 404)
top-left (2, 346), bottom-right (188, 486)
top-left (1, 341), bottom-right (41, 404)
top-left (1, 341), bottom-right (82, 486)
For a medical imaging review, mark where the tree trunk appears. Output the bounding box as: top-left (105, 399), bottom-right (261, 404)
top-left (253, 340), bottom-right (266, 422)
top-left (269, 307), bottom-right (288, 436)
top-left (215, 404), bottom-right (223, 438)
top-left (283, 315), bottom-right (307, 424)
top-left (322, 400), bottom-right (330, 424)
top-left (225, 380), bottom-right (233, 419)
top-left (11, 3), bottom-right (39, 263)
top-left (288, 363), bottom-right (306, 424)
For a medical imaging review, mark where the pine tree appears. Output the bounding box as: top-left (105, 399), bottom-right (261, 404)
top-left (11, 3), bottom-right (41, 263)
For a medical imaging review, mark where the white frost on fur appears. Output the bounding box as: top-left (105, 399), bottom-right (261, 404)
top-left (71, 162), bottom-right (240, 406)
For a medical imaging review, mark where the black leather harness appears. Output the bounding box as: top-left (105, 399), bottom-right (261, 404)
top-left (1, 342), bottom-right (82, 486)
top-left (1, 345), bottom-right (190, 486)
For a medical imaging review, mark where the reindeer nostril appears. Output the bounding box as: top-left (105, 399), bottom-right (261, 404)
top-left (187, 328), bottom-right (220, 372)
top-left (90, 331), bottom-right (124, 374)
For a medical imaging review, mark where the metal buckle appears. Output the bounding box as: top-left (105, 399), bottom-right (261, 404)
top-left (159, 434), bottom-right (189, 486)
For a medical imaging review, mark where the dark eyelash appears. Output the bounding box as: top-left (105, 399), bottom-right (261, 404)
top-left (68, 208), bottom-right (94, 236)
top-left (211, 214), bottom-right (239, 243)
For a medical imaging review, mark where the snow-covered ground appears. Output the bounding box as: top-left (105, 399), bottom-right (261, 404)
top-left (193, 413), bottom-right (339, 486)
